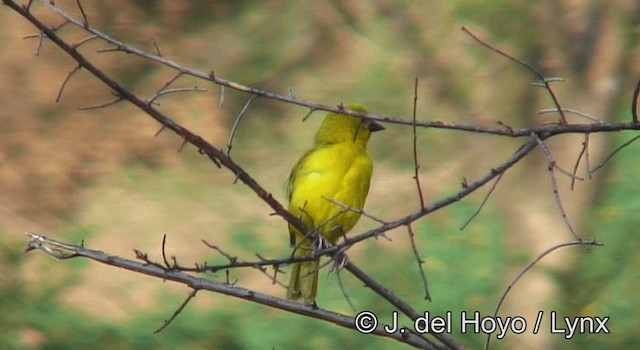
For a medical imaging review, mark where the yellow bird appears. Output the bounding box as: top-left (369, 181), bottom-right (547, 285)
top-left (286, 104), bottom-right (383, 305)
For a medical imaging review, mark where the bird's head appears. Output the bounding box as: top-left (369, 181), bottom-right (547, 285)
top-left (314, 104), bottom-right (384, 145)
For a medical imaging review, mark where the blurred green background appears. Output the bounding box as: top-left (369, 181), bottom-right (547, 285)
top-left (1, 1), bottom-right (639, 349)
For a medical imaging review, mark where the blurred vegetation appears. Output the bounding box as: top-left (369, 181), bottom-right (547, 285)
top-left (1, 0), bottom-right (639, 349)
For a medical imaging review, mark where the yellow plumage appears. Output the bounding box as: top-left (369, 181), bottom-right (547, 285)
top-left (286, 104), bottom-right (383, 305)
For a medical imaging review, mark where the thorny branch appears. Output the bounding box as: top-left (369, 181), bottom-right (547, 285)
top-left (23, 232), bottom-right (434, 349)
top-left (35, 0), bottom-right (640, 136)
top-left (6, 0), bottom-right (635, 349)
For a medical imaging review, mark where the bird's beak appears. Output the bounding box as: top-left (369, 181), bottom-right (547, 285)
top-left (368, 120), bottom-right (385, 132)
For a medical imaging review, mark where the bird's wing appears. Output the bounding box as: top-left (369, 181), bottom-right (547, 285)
top-left (287, 143), bottom-right (372, 242)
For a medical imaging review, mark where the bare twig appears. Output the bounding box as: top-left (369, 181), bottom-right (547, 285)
top-left (173, 137), bottom-right (186, 153)
top-left (412, 78), bottom-right (426, 208)
top-left (553, 162), bottom-right (584, 181)
top-left (56, 64), bottom-right (82, 102)
top-left (460, 172), bottom-right (504, 231)
top-left (150, 38), bottom-right (162, 57)
top-left (24, 231), bottom-right (79, 259)
top-left (73, 34), bottom-right (98, 48)
top-left (632, 76), bottom-right (640, 123)
top-left (202, 240), bottom-right (238, 263)
top-left (407, 224), bottom-right (431, 301)
top-left (227, 97), bottom-right (255, 156)
top-left (591, 134), bottom-right (640, 173)
top-left (255, 253), bottom-right (286, 286)
top-left (248, 265), bottom-right (279, 287)
top-left (321, 197), bottom-right (387, 225)
top-left (154, 126), bottom-right (167, 137)
top-left (497, 120), bottom-right (514, 133)
top-left (302, 107), bottom-right (316, 122)
top-left (484, 239), bottom-right (603, 350)
top-left (154, 289), bottom-right (198, 334)
top-left (218, 84), bottom-right (225, 107)
top-left (571, 134), bottom-right (588, 190)
top-left (148, 86), bottom-right (207, 105)
top-left (78, 96), bottom-right (123, 110)
top-left (154, 237), bottom-right (345, 276)
top-left (147, 72), bottom-right (183, 103)
top-left (534, 135), bottom-right (583, 243)
top-left (161, 234), bottom-right (171, 268)
top-left (584, 134), bottom-right (592, 179)
top-left (462, 26), bottom-right (568, 124)
top-left (22, 20), bottom-right (70, 55)
top-left (75, 0), bottom-right (88, 26)
top-left (538, 108), bottom-right (604, 123)
top-left (335, 269), bottom-right (356, 311)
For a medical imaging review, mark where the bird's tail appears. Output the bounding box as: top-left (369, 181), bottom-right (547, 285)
top-left (287, 246), bottom-right (320, 306)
